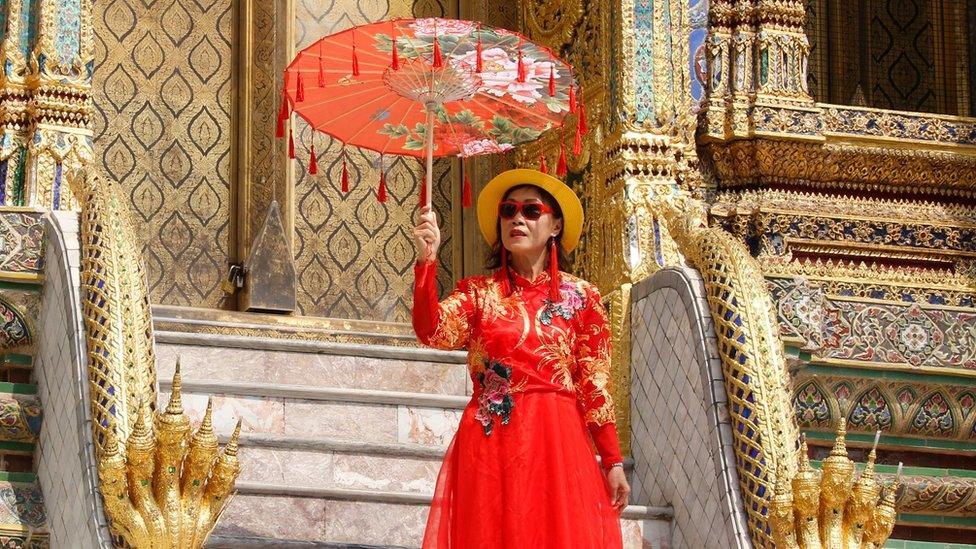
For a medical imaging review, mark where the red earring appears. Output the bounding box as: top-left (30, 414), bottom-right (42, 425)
top-left (548, 238), bottom-right (560, 301)
top-left (500, 247), bottom-right (511, 297)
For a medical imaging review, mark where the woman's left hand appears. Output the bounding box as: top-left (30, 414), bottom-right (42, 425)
top-left (607, 466), bottom-right (630, 512)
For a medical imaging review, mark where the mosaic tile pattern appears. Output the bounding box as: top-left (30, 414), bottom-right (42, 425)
top-left (630, 267), bottom-right (750, 549)
top-left (0, 210), bottom-right (45, 275)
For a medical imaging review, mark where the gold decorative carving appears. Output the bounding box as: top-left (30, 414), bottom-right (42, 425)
top-left (0, 0), bottom-right (94, 211)
top-left (74, 171), bottom-right (240, 547)
top-left (98, 368), bottom-right (241, 548)
top-left (704, 139), bottom-right (976, 195)
top-left (76, 173), bottom-right (157, 442)
top-left (702, 0), bottom-right (815, 142)
top-left (519, 0), bottom-right (584, 48)
top-left (605, 284), bottom-right (632, 455)
top-left (661, 198), bottom-right (801, 548)
top-left (770, 426), bottom-right (899, 549)
top-left (712, 188), bottom-right (976, 230)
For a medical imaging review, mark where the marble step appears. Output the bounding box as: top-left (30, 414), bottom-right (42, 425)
top-left (208, 538), bottom-right (410, 549)
top-left (156, 334), bottom-right (471, 397)
top-left (161, 380), bottom-right (467, 448)
top-left (230, 431), bottom-right (634, 494)
top-left (215, 484), bottom-right (673, 549)
top-left (235, 435), bottom-right (443, 495)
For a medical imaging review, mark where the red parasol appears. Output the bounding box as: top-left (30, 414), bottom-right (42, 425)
top-left (278, 17), bottom-right (585, 208)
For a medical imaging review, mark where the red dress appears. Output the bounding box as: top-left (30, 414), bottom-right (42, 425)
top-left (413, 261), bottom-right (624, 549)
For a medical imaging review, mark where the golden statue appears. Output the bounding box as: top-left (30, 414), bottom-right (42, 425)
top-left (97, 362), bottom-right (241, 548)
top-left (770, 420), bottom-right (899, 549)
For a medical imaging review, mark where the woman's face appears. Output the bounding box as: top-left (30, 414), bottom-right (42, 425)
top-left (499, 186), bottom-right (562, 258)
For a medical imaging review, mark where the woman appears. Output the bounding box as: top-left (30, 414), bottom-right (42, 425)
top-left (412, 168), bottom-right (629, 548)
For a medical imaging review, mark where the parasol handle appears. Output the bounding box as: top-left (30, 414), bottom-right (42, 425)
top-left (424, 103), bottom-right (435, 210)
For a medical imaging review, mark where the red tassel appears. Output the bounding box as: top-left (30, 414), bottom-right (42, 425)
top-left (549, 238), bottom-right (560, 301)
top-left (308, 144), bottom-right (318, 174)
top-left (573, 126), bottom-right (583, 156)
top-left (476, 38), bottom-right (483, 72)
top-left (288, 129), bottom-right (295, 159)
top-left (517, 49), bottom-right (526, 82)
top-left (500, 248), bottom-right (511, 297)
top-left (548, 64), bottom-right (556, 97)
top-left (462, 163), bottom-right (472, 208)
top-left (568, 85), bottom-right (577, 113)
top-left (296, 72), bottom-right (305, 102)
top-left (276, 97), bottom-right (288, 138)
top-left (392, 38), bottom-right (400, 70)
top-left (341, 157), bottom-right (350, 193)
top-left (432, 38), bottom-right (443, 68)
top-left (578, 101), bottom-right (588, 136)
top-left (377, 159), bottom-right (387, 203)
top-left (352, 44), bottom-right (360, 76)
top-left (556, 142), bottom-right (567, 177)
top-left (420, 174), bottom-right (428, 206)
top-left (539, 153), bottom-right (548, 174)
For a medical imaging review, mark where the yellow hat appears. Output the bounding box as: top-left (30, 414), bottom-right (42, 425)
top-left (477, 168), bottom-right (584, 252)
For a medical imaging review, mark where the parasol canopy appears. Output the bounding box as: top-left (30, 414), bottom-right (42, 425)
top-left (278, 17), bottom-right (586, 207)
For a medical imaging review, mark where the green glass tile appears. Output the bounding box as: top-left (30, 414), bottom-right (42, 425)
top-left (0, 281), bottom-right (41, 292)
top-left (0, 381), bottom-right (36, 395)
top-left (0, 440), bottom-right (34, 454)
top-left (903, 465), bottom-right (945, 477)
top-left (804, 430), bottom-right (976, 453)
top-left (804, 364), bottom-right (974, 386)
top-left (887, 542), bottom-right (976, 549)
top-left (0, 470), bottom-right (36, 484)
top-left (9, 148), bottom-right (26, 206)
top-left (898, 512), bottom-right (976, 527)
top-left (0, 354), bottom-right (33, 366)
top-left (760, 49), bottom-right (769, 85)
top-left (948, 468), bottom-right (976, 479)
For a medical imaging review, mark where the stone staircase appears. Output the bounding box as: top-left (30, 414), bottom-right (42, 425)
top-left (153, 310), bottom-right (673, 548)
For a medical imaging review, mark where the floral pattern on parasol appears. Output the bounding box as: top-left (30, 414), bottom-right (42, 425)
top-left (279, 17), bottom-right (584, 206)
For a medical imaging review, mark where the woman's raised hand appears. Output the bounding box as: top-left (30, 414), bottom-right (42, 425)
top-left (413, 206), bottom-right (441, 263)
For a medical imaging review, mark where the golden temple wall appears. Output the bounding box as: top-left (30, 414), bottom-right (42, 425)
top-left (93, 0), bottom-right (237, 308)
top-left (92, 0), bottom-right (511, 320)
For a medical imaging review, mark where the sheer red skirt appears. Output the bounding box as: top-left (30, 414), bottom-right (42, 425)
top-left (422, 391), bottom-right (623, 549)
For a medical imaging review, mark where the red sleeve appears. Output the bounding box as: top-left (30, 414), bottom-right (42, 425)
top-left (412, 261), bottom-right (476, 350)
top-left (573, 284), bottom-right (622, 469)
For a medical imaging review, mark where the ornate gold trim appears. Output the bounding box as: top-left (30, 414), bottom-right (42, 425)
top-left (0, 272), bottom-right (43, 283)
top-left (807, 357), bottom-right (976, 381)
top-left (662, 199), bottom-right (800, 548)
top-left (770, 430), bottom-right (898, 549)
top-left (823, 294), bottom-right (976, 314)
top-left (762, 263), bottom-right (975, 297)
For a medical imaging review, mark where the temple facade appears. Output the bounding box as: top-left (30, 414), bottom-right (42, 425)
top-left (0, 0), bottom-right (972, 547)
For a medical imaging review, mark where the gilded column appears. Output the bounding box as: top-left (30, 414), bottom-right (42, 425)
top-left (702, 0), bottom-right (821, 143)
top-left (0, 0), bottom-right (94, 210)
top-left (517, 0), bottom-right (702, 455)
top-left (603, 0), bottom-right (696, 285)
top-left (0, 0), bottom-right (33, 206)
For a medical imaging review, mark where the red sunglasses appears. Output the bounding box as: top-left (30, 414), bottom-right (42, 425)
top-left (498, 200), bottom-right (554, 220)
